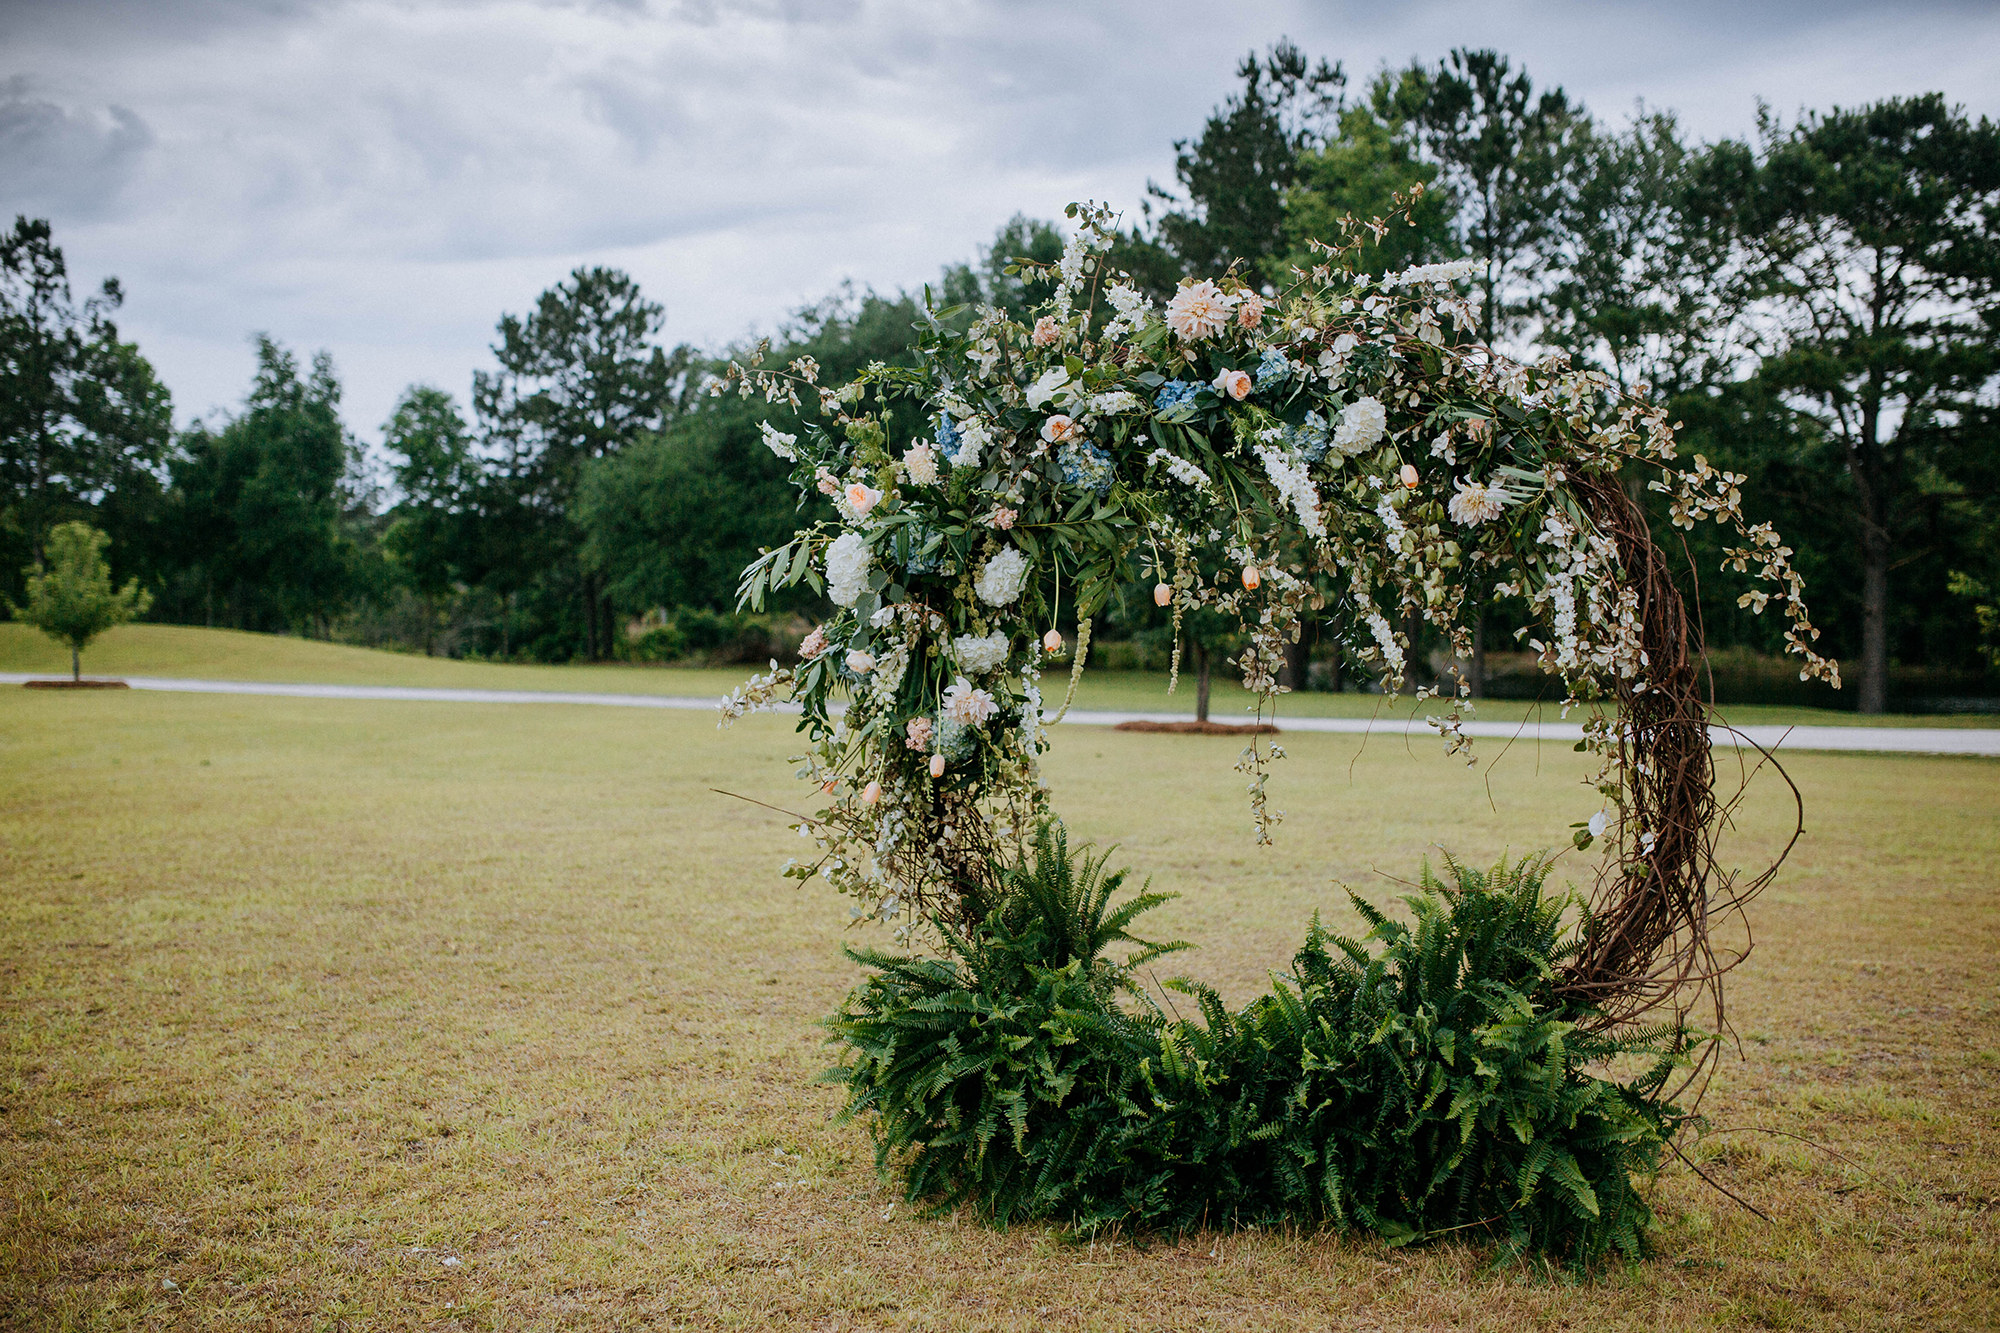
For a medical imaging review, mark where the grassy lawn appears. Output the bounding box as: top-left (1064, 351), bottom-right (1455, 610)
top-left (2, 684), bottom-right (1995, 1329)
top-left (4, 621), bottom-right (1993, 731)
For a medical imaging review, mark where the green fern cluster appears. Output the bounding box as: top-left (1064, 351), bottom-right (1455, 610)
top-left (824, 823), bottom-right (1694, 1265)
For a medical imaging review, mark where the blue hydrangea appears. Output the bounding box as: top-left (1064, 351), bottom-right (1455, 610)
top-left (1286, 410), bottom-right (1332, 464)
top-left (1058, 440), bottom-right (1116, 497)
top-left (935, 718), bottom-right (981, 762)
top-left (934, 414), bottom-right (961, 454)
top-left (1255, 348), bottom-right (1292, 388)
top-left (900, 526), bottom-right (944, 575)
top-left (1152, 380), bottom-right (1198, 414)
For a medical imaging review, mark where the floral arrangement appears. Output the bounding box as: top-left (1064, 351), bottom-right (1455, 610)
top-left (718, 199), bottom-right (1835, 940)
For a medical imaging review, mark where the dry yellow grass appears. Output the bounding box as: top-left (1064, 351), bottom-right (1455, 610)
top-left (1, 685), bottom-right (1995, 1330)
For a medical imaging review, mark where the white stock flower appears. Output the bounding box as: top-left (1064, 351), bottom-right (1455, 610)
top-left (974, 545), bottom-right (1029, 607)
top-left (824, 532), bottom-right (871, 607)
top-left (1147, 447), bottom-right (1211, 491)
top-left (950, 417), bottom-right (993, 469)
top-left (1104, 283), bottom-right (1152, 337)
top-left (758, 421), bottom-right (797, 460)
top-left (941, 676), bottom-right (999, 726)
top-left (1254, 445), bottom-right (1325, 538)
top-left (952, 631), bottom-right (1010, 675)
top-left (1382, 258), bottom-right (1482, 288)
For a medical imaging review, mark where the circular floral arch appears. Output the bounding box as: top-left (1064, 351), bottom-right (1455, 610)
top-left (721, 198), bottom-right (1835, 1050)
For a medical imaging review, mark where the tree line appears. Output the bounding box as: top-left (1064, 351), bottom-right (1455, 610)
top-left (3, 43), bottom-right (1996, 712)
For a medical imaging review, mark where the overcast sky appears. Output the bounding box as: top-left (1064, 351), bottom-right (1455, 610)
top-left (6, 0), bottom-right (1999, 442)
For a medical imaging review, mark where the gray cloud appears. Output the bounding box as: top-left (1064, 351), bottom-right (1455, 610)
top-left (0, 78), bottom-right (153, 220)
top-left (1, 0), bottom-right (1995, 433)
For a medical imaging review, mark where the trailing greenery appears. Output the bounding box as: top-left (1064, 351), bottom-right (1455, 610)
top-left (826, 824), bottom-right (1692, 1264)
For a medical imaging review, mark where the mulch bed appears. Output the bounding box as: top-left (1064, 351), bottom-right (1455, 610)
top-left (1113, 719), bottom-right (1279, 736)
top-left (23, 680), bottom-right (130, 690)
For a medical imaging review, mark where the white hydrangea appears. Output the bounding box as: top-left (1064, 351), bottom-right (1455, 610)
top-left (824, 532), bottom-right (871, 607)
top-left (974, 545), bottom-right (1029, 607)
top-left (758, 421), bottom-right (797, 460)
top-left (1332, 396), bottom-right (1388, 456)
top-left (1087, 390), bottom-right (1144, 416)
top-left (952, 630), bottom-right (1010, 675)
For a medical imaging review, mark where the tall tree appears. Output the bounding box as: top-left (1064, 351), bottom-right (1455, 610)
top-left (1737, 95), bottom-right (2000, 711)
top-left (380, 385), bottom-right (480, 655)
top-left (1543, 111), bottom-right (1737, 398)
top-left (1144, 39), bottom-right (1344, 283)
top-left (1279, 70), bottom-right (1458, 282)
top-left (1395, 49), bottom-right (1589, 348)
top-left (578, 285), bottom-right (925, 624)
top-left (474, 267), bottom-right (692, 660)
top-left (0, 216), bottom-right (171, 606)
top-left (162, 336), bottom-right (357, 635)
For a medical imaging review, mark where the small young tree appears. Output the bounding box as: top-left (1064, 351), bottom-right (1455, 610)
top-left (14, 521), bottom-right (149, 681)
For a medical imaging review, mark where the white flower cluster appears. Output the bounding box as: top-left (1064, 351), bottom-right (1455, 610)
top-left (1018, 668), bottom-right (1046, 752)
top-left (1053, 208), bottom-right (1114, 317)
top-left (1087, 390), bottom-right (1144, 416)
top-left (903, 442), bottom-right (939, 485)
top-left (1332, 396), bottom-right (1388, 456)
top-left (869, 642), bottom-right (911, 704)
top-left (975, 546), bottom-right (1029, 607)
top-left (951, 416), bottom-right (996, 469)
top-left (1025, 367), bottom-right (1073, 411)
top-left (952, 630), bottom-right (1010, 675)
top-left (1381, 258), bottom-right (1483, 289)
top-left (1103, 283), bottom-right (1153, 339)
top-left (1146, 446), bottom-right (1211, 492)
top-left (758, 421), bottom-right (797, 460)
top-left (1253, 443), bottom-right (1326, 539)
top-left (1365, 608), bottom-right (1405, 675)
top-left (824, 532), bottom-right (871, 607)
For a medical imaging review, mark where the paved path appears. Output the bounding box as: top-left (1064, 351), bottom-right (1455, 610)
top-left (8, 672), bottom-right (1998, 757)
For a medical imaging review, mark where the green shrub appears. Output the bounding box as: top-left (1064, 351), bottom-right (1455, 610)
top-left (825, 825), bottom-right (1692, 1265)
top-left (626, 609), bottom-right (804, 664)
